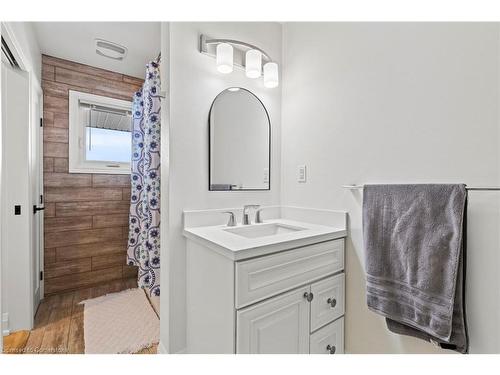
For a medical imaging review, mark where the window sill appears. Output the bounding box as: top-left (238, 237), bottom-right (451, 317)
top-left (69, 166), bottom-right (131, 175)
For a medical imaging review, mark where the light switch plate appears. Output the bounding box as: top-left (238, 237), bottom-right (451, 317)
top-left (297, 165), bottom-right (307, 183)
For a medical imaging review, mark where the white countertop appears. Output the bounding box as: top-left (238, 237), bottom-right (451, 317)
top-left (183, 218), bottom-right (347, 261)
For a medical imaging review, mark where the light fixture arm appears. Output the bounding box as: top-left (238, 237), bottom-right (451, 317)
top-left (202, 37), bottom-right (272, 62)
top-left (199, 34), bottom-right (273, 69)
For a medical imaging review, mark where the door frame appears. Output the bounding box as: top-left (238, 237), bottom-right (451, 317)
top-left (30, 78), bottom-right (44, 305)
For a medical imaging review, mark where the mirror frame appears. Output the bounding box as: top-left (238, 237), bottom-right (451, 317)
top-left (208, 87), bottom-right (271, 191)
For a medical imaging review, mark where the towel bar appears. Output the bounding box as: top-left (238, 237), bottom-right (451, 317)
top-left (342, 184), bottom-right (500, 191)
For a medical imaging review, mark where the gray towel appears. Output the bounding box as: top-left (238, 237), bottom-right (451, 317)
top-left (362, 184), bottom-right (468, 353)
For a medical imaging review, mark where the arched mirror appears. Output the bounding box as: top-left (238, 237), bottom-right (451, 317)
top-left (209, 87), bottom-right (271, 191)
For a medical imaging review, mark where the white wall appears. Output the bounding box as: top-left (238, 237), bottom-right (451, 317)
top-left (166, 22), bottom-right (282, 352)
top-left (282, 23), bottom-right (500, 353)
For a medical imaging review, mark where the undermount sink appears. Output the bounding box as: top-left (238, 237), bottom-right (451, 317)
top-left (224, 223), bottom-right (306, 239)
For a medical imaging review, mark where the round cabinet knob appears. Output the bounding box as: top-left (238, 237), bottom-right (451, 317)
top-left (326, 344), bottom-right (336, 354)
top-left (303, 292), bottom-right (314, 302)
top-left (327, 297), bottom-right (337, 308)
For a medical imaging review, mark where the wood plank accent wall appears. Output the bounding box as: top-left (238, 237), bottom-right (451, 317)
top-left (42, 55), bottom-right (144, 295)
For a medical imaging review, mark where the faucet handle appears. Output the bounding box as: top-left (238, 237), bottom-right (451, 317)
top-left (223, 211), bottom-right (236, 227)
top-left (242, 205), bottom-right (260, 225)
top-left (255, 208), bottom-right (264, 224)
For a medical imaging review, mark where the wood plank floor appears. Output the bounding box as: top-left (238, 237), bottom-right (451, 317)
top-left (2, 279), bottom-right (158, 354)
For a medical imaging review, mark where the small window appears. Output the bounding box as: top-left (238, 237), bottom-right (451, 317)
top-left (69, 91), bottom-right (132, 174)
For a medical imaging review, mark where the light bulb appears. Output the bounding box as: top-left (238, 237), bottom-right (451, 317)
top-left (245, 49), bottom-right (262, 78)
top-left (263, 62), bottom-right (279, 88)
top-left (216, 43), bottom-right (233, 74)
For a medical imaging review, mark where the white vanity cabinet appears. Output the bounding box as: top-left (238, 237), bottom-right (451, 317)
top-left (236, 274), bottom-right (345, 354)
top-left (186, 236), bottom-right (346, 354)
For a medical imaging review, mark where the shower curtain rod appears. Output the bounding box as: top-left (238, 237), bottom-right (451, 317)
top-left (342, 184), bottom-right (500, 191)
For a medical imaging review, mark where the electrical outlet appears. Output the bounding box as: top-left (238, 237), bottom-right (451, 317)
top-left (297, 165), bottom-right (307, 183)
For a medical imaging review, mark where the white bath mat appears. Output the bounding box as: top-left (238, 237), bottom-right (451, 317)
top-left (81, 288), bottom-right (159, 354)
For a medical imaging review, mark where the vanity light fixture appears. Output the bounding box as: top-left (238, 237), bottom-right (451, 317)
top-left (263, 62), bottom-right (279, 88)
top-left (245, 49), bottom-right (262, 78)
top-left (216, 43), bottom-right (233, 74)
top-left (199, 34), bottom-right (279, 88)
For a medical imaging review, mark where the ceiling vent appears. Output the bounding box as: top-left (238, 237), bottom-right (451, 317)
top-left (95, 39), bottom-right (127, 61)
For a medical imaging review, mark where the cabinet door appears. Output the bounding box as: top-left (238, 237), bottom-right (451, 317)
top-left (237, 286), bottom-right (310, 354)
top-left (310, 317), bottom-right (344, 354)
top-left (310, 273), bottom-right (345, 331)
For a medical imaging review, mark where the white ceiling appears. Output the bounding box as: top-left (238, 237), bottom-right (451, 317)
top-left (32, 22), bottom-right (161, 79)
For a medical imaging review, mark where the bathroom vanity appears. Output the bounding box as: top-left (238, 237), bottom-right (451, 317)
top-left (183, 206), bottom-right (347, 354)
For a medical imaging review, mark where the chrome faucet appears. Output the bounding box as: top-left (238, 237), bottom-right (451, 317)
top-left (242, 205), bottom-right (260, 225)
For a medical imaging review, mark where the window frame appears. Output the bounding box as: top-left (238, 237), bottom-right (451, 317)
top-left (68, 90), bottom-right (133, 175)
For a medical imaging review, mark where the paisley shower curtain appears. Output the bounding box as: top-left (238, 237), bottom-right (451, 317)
top-left (126, 59), bottom-right (161, 297)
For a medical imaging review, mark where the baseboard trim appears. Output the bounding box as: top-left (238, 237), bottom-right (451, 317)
top-left (157, 341), bottom-right (186, 354)
top-left (157, 340), bottom-right (168, 354)
top-left (2, 313), bottom-right (9, 336)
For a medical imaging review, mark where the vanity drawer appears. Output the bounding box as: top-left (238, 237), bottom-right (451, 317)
top-left (310, 273), bottom-right (345, 332)
top-left (235, 239), bottom-right (344, 308)
top-left (310, 317), bottom-right (344, 354)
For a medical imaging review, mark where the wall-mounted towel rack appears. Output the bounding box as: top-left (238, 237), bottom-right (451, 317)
top-left (342, 184), bottom-right (500, 191)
